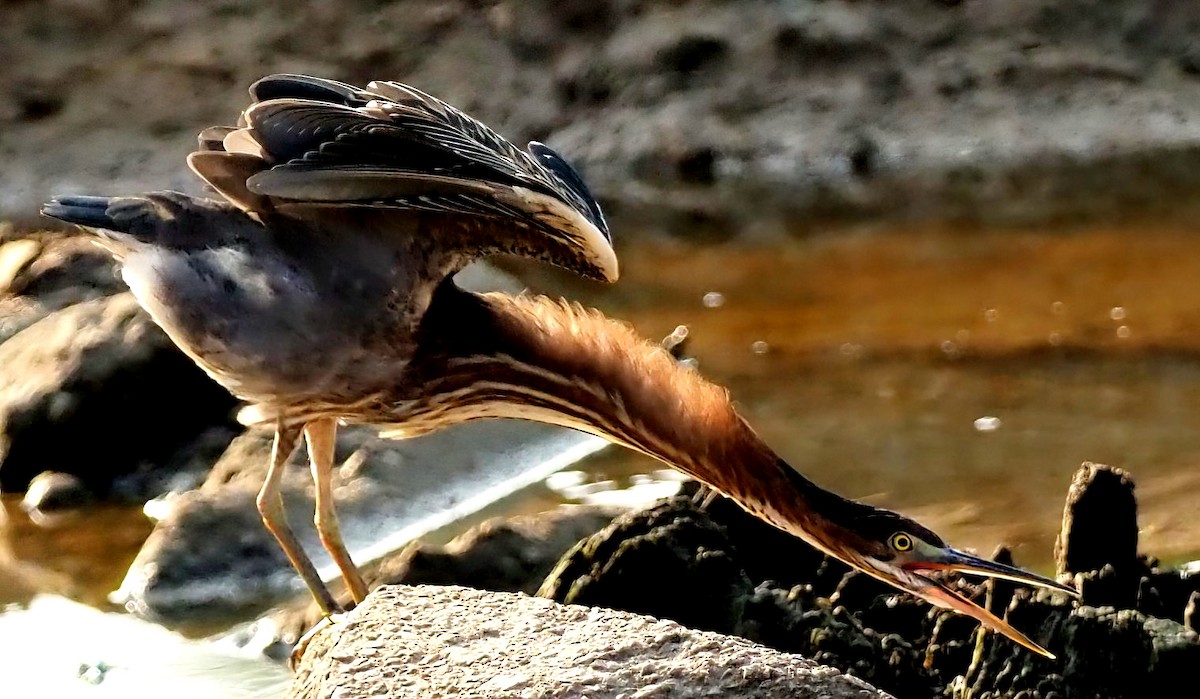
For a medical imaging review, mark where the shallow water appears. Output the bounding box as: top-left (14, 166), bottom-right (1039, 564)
top-left (3, 222), bottom-right (1200, 618)
top-left (549, 222), bottom-right (1200, 570)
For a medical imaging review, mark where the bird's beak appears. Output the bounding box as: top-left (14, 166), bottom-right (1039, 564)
top-left (900, 547), bottom-right (1079, 659)
top-left (905, 547), bottom-right (1078, 596)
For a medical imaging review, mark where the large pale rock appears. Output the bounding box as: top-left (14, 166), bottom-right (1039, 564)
top-left (290, 585), bottom-right (890, 699)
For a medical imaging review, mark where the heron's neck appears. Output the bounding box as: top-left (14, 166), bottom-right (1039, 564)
top-left (416, 286), bottom-right (848, 539)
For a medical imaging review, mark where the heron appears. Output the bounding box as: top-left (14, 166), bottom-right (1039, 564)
top-left (42, 74), bottom-right (1075, 661)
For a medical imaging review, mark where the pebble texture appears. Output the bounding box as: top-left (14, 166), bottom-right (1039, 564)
top-left (290, 585), bottom-right (890, 699)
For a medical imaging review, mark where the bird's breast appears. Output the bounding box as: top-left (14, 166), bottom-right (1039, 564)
top-left (120, 245), bottom-right (417, 408)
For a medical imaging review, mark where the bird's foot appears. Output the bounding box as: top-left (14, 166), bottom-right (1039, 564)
top-left (289, 612), bottom-right (347, 672)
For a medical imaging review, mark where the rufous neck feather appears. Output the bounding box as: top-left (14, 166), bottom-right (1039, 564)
top-left (420, 287), bottom-right (844, 539)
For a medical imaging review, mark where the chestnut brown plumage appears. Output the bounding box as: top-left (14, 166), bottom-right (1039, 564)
top-left (42, 74), bottom-right (1075, 661)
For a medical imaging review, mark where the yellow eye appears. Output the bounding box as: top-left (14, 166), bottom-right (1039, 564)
top-left (889, 532), bottom-right (913, 552)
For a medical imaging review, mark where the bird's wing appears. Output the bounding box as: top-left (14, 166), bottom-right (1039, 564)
top-left (187, 74), bottom-right (617, 282)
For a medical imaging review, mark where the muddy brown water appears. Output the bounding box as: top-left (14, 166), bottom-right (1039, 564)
top-left (3, 222), bottom-right (1200, 615)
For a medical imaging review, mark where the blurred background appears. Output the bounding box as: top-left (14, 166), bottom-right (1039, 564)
top-left (2, 0), bottom-right (1200, 694)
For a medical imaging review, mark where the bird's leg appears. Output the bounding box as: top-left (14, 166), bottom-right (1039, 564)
top-left (257, 421), bottom-right (340, 615)
top-left (304, 416), bottom-right (369, 605)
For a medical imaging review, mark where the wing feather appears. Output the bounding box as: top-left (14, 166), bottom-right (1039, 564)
top-left (246, 166), bottom-right (505, 202)
top-left (188, 151), bottom-right (271, 214)
top-left (187, 74), bottom-right (617, 282)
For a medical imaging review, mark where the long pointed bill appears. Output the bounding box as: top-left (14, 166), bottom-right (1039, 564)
top-left (908, 547), bottom-right (1079, 597)
top-left (914, 577), bottom-right (1056, 658)
top-left (902, 547), bottom-right (1079, 659)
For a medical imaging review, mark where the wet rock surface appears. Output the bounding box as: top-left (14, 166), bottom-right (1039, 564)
top-left (539, 466), bottom-right (1200, 698)
top-left (290, 585), bottom-right (889, 699)
top-left (7, 1), bottom-right (1200, 233)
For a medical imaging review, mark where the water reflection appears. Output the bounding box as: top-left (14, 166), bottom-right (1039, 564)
top-left (0, 497), bottom-right (149, 608)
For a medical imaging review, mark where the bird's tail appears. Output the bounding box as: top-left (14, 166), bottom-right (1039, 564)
top-left (42, 191), bottom-right (219, 253)
top-left (41, 195), bottom-right (119, 229)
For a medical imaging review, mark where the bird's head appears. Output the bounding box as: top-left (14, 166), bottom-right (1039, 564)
top-left (807, 504), bottom-right (1078, 658)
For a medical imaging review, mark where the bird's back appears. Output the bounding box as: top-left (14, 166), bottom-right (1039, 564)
top-left (42, 74), bottom-right (619, 423)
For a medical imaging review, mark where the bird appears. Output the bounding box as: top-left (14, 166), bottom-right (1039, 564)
top-left (42, 74), bottom-right (1076, 661)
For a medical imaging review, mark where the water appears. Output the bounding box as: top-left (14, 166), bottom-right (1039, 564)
top-left (3, 221), bottom-right (1200, 629)
top-left (549, 222), bottom-right (1200, 570)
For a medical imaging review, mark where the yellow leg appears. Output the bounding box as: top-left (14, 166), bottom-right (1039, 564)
top-left (256, 420), bottom-right (340, 615)
top-left (305, 417), bottom-right (369, 604)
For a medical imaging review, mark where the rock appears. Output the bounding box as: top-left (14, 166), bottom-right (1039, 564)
top-left (225, 504), bottom-right (622, 661)
top-left (538, 487), bottom-right (1200, 697)
top-left (2, 235), bottom-right (124, 302)
top-left (540, 495), bottom-right (948, 696)
top-left (20, 470), bottom-right (93, 513)
top-left (0, 238), bottom-right (41, 294)
top-left (7, 2), bottom-right (1200, 230)
top-left (116, 485), bottom-right (291, 622)
top-left (539, 495), bottom-right (757, 635)
top-left (111, 424), bottom-right (240, 502)
top-left (289, 585), bottom-right (889, 699)
top-left (1055, 462), bottom-right (1140, 576)
top-left (1055, 462), bottom-right (1146, 608)
top-left (536, 479), bottom-right (1200, 698)
top-left (0, 234), bottom-right (125, 345)
top-left (373, 504), bottom-right (621, 595)
top-left (115, 420), bottom-right (609, 622)
top-left (0, 293), bottom-right (237, 494)
top-left (984, 546), bottom-right (1017, 618)
top-left (961, 600), bottom-right (1200, 699)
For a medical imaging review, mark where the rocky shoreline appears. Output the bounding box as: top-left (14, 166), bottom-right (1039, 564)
top-left (282, 462), bottom-right (1198, 698)
top-left (2, 233), bottom-right (1198, 696)
top-left (536, 465), bottom-right (1200, 697)
top-left (4, 2), bottom-right (1200, 696)
top-left (1, 230), bottom-right (1198, 696)
top-left (6, 1), bottom-right (1200, 236)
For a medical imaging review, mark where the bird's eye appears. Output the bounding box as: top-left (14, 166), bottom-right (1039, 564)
top-left (889, 532), bottom-right (913, 552)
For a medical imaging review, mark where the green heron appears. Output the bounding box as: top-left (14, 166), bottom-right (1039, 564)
top-left (43, 74), bottom-right (1075, 660)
